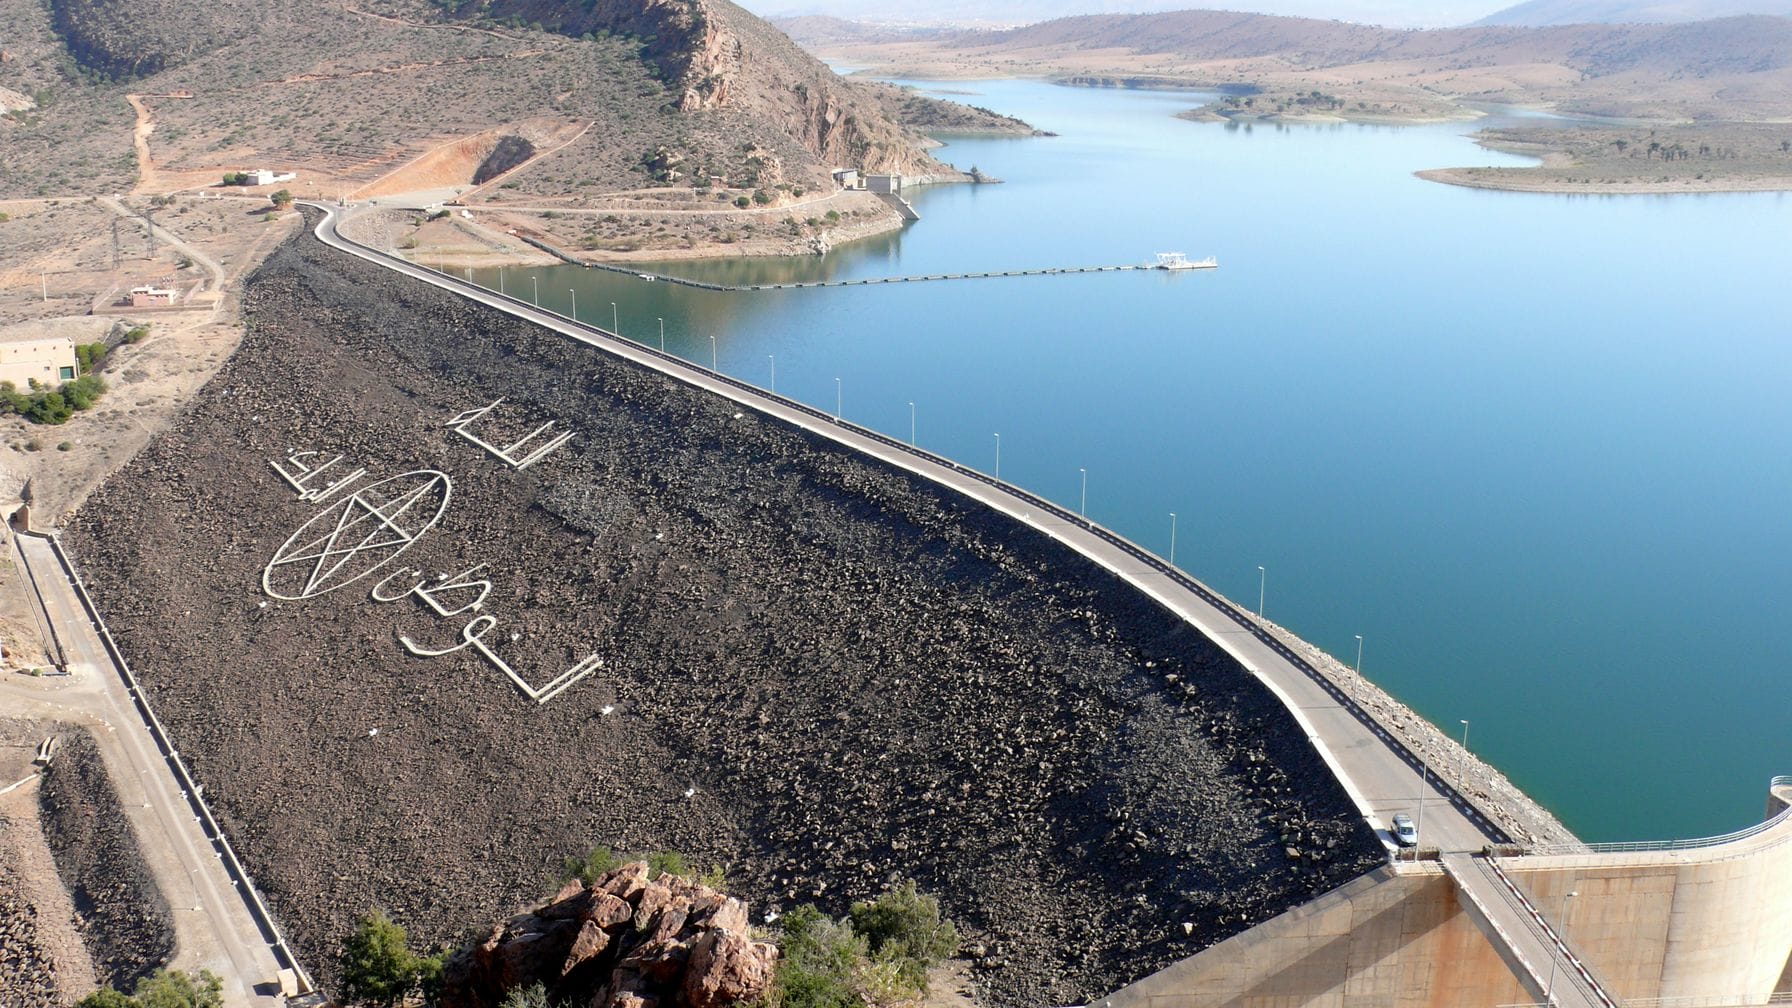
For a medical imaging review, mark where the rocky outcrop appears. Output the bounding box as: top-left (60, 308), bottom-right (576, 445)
top-left (473, 137), bottom-right (537, 186)
top-left (440, 863), bottom-right (777, 1008)
top-left (452, 0), bottom-right (951, 176)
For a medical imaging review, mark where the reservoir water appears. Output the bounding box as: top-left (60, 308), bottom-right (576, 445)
top-left (472, 78), bottom-right (1792, 843)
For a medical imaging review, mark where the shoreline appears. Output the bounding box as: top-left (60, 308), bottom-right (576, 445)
top-left (1416, 166), bottom-right (1792, 194)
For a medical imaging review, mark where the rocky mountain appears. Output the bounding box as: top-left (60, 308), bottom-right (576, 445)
top-left (1476, 0), bottom-right (1792, 24)
top-left (789, 8), bottom-right (1792, 120)
top-left (0, 0), bottom-right (1008, 198)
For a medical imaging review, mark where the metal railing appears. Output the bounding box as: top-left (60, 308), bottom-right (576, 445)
top-left (1526, 776), bottom-right (1792, 856)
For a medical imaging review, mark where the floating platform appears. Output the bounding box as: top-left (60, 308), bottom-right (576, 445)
top-left (580, 259), bottom-right (1217, 292)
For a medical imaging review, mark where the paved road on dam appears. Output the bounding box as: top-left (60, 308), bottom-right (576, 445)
top-left (315, 202), bottom-right (1508, 857)
top-left (1, 533), bottom-right (289, 1007)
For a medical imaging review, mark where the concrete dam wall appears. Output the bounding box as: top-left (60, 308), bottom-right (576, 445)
top-left (1102, 779), bottom-right (1792, 1008)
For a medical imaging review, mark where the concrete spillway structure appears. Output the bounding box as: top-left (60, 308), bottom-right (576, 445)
top-left (1103, 778), bottom-right (1792, 1008)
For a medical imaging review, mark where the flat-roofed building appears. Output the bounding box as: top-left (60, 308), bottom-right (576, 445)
top-left (129, 285), bottom-right (175, 307)
top-left (0, 335), bottom-right (78, 389)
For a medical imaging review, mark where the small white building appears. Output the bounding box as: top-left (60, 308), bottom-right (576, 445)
top-left (866, 173), bottom-right (903, 194)
top-left (246, 168), bottom-right (297, 186)
top-left (0, 335), bottom-right (78, 389)
top-left (833, 168), bottom-right (861, 189)
top-left (129, 285), bottom-right (175, 307)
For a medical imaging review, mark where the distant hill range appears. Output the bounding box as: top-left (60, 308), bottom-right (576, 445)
top-left (1476, 0), bottom-right (1792, 25)
top-left (780, 7), bottom-right (1792, 120)
top-left (0, 0), bottom-right (1013, 199)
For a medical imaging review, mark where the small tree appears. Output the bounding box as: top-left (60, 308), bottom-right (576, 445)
top-left (340, 909), bottom-right (429, 1007)
top-left (269, 189), bottom-right (294, 209)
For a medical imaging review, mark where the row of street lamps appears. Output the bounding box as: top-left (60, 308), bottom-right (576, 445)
top-left (499, 270), bottom-right (1485, 805)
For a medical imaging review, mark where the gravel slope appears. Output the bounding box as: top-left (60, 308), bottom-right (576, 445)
top-left (63, 223), bottom-right (1383, 1007)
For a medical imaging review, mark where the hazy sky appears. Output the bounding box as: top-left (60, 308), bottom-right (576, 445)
top-left (733, 0), bottom-right (1514, 29)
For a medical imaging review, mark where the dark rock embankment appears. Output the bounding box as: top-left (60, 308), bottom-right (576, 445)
top-left (62, 216), bottom-right (1383, 1006)
top-left (0, 811), bottom-right (65, 1008)
top-left (37, 729), bottom-right (174, 989)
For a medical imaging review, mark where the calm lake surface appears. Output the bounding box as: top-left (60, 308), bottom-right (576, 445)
top-left (473, 79), bottom-right (1792, 843)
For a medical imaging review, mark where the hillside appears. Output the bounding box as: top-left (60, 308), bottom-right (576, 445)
top-left (0, 0), bottom-right (1019, 204)
top-left (1476, 0), bottom-right (1792, 25)
top-left (787, 9), bottom-right (1792, 121)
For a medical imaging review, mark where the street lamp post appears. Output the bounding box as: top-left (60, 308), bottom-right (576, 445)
top-left (907, 402), bottom-right (915, 446)
top-left (709, 335), bottom-right (716, 371)
top-left (1414, 764), bottom-right (1427, 861)
top-left (993, 433), bottom-right (1001, 479)
top-left (1355, 635), bottom-right (1364, 675)
top-left (834, 377), bottom-right (842, 420)
top-left (768, 354), bottom-right (775, 392)
top-left (1546, 891), bottom-right (1579, 1006)
top-left (658, 317), bottom-right (665, 352)
top-left (1169, 512), bottom-right (1177, 567)
top-left (530, 276), bottom-right (538, 306)
top-left (499, 268), bottom-right (505, 297)
top-left (1257, 566), bottom-right (1266, 619)
top-left (611, 301), bottom-right (618, 335)
top-left (1079, 468), bottom-right (1087, 518)
top-left (1460, 719), bottom-right (1472, 795)
top-left (569, 289), bottom-right (577, 321)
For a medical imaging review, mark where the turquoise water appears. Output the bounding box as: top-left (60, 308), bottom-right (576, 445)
top-left (473, 80), bottom-right (1792, 843)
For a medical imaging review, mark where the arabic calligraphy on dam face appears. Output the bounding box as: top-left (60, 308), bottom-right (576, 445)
top-left (262, 470), bottom-right (452, 601)
top-left (261, 403), bottom-right (598, 706)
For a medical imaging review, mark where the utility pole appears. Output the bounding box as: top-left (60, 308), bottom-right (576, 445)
top-left (110, 217), bottom-right (122, 272)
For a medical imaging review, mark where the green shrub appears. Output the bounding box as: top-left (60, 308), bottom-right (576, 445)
top-left (769, 885), bottom-right (958, 1008)
top-left (562, 844), bottom-right (620, 884)
top-left (499, 983), bottom-right (553, 1008)
top-left (76, 341), bottom-right (108, 374)
top-left (733, 196), bottom-right (750, 208)
top-left (561, 845), bottom-right (725, 890)
top-left (849, 882), bottom-right (958, 988)
top-left (752, 189), bottom-right (773, 205)
top-left (124, 325), bottom-right (149, 344)
top-left (77, 968), bottom-right (223, 1008)
top-left (57, 441), bottom-right (71, 451)
top-left (772, 906), bottom-right (865, 1008)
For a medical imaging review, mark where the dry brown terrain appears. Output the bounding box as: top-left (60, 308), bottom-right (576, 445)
top-left (0, 197), bottom-right (301, 521)
top-left (1419, 122), bottom-right (1792, 192)
top-left (779, 10), bottom-right (1792, 190)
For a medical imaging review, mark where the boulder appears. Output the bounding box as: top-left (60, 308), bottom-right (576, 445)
top-left (683, 931), bottom-right (778, 1008)
top-left (437, 864), bottom-right (774, 1008)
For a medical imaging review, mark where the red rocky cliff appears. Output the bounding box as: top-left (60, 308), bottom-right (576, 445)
top-left (439, 862), bottom-right (777, 1008)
